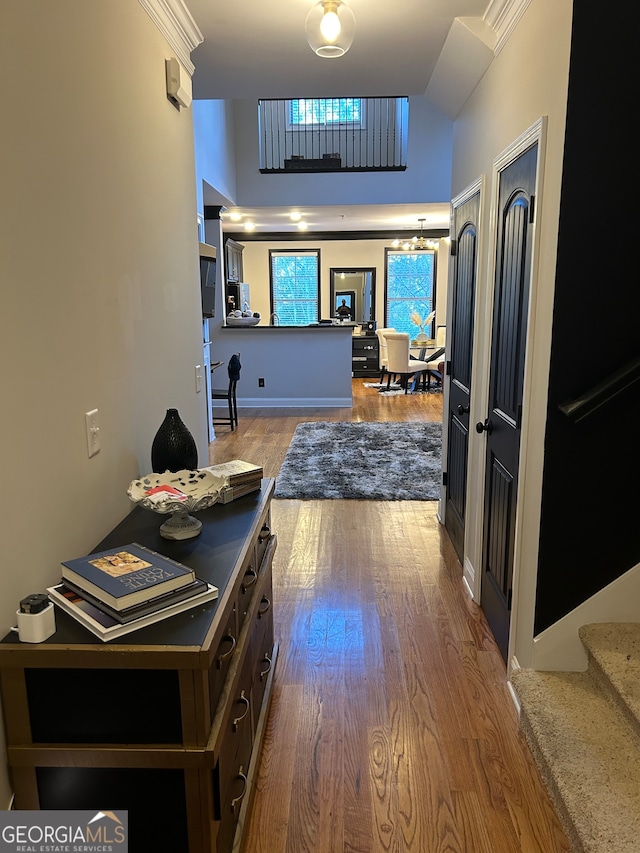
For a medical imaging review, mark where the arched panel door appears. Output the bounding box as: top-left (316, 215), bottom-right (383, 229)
top-left (444, 191), bottom-right (480, 561)
top-left (479, 143), bottom-right (538, 662)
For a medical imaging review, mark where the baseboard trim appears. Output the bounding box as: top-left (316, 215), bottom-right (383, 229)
top-left (462, 573), bottom-right (474, 599)
top-left (463, 556), bottom-right (477, 600)
top-left (212, 397), bottom-right (353, 408)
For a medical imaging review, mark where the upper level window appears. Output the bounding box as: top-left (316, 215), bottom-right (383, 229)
top-left (288, 98), bottom-right (363, 128)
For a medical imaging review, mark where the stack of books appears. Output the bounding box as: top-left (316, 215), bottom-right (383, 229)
top-left (47, 542), bottom-right (218, 641)
top-left (207, 459), bottom-right (264, 504)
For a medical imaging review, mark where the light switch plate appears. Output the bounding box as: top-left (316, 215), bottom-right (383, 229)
top-left (85, 409), bottom-right (100, 457)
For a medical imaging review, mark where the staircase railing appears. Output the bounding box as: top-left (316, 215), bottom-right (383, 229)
top-left (258, 97), bottom-right (409, 173)
top-left (558, 354), bottom-right (640, 422)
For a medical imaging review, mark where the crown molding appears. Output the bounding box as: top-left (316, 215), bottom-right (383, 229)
top-left (138, 0), bottom-right (203, 75)
top-left (484, 0), bottom-right (533, 56)
top-left (224, 229), bottom-right (449, 243)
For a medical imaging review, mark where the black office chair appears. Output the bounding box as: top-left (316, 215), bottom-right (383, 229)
top-left (211, 353), bottom-right (241, 431)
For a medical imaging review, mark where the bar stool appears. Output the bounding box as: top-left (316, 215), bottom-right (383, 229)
top-left (211, 353), bottom-right (241, 431)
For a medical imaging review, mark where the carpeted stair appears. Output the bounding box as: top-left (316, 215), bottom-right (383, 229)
top-left (511, 623), bottom-right (640, 853)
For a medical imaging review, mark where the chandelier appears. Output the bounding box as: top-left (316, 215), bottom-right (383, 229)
top-left (392, 218), bottom-right (437, 251)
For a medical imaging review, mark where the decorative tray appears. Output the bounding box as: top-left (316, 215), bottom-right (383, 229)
top-left (127, 469), bottom-right (225, 539)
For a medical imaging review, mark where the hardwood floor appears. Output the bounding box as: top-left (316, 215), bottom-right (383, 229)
top-left (208, 380), bottom-right (570, 853)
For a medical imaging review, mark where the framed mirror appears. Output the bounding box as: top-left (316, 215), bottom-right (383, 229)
top-left (330, 267), bottom-right (376, 324)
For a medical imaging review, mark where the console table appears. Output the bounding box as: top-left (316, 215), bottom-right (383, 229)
top-left (0, 480), bottom-right (277, 853)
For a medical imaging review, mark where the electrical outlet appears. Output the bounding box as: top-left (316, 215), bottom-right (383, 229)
top-left (258, 377), bottom-right (265, 387)
top-left (195, 364), bottom-right (203, 393)
top-left (85, 409), bottom-right (100, 457)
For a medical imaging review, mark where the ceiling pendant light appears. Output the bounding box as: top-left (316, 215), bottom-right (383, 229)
top-left (305, 0), bottom-right (356, 59)
top-left (414, 218), bottom-right (428, 250)
top-left (391, 218), bottom-right (437, 251)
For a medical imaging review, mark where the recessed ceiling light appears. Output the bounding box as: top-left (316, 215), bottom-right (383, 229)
top-left (289, 211), bottom-right (302, 222)
top-left (229, 211), bottom-right (242, 222)
top-left (244, 221), bottom-right (255, 231)
top-left (297, 221), bottom-right (308, 230)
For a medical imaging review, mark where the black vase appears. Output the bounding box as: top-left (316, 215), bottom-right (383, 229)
top-left (151, 408), bottom-right (198, 473)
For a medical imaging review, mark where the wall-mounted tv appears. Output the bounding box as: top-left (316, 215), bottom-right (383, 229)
top-left (199, 243), bottom-right (217, 318)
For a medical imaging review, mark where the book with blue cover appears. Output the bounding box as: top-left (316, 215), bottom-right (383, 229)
top-left (61, 542), bottom-right (195, 611)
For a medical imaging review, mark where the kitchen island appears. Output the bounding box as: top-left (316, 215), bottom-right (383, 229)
top-left (211, 324), bottom-right (354, 408)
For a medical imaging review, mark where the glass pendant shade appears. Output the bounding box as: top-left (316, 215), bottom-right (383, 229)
top-left (305, 0), bottom-right (356, 58)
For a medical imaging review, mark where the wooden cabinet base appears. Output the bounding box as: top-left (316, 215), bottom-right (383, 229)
top-left (0, 482), bottom-right (277, 853)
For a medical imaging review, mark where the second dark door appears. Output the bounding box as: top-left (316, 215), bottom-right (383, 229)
top-left (444, 190), bottom-right (480, 561)
top-left (479, 142), bottom-right (538, 662)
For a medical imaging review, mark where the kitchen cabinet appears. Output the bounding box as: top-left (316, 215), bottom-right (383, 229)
top-left (0, 482), bottom-right (277, 853)
top-left (225, 239), bottom-right (244, 283)
top-left (225, 239), bottom-right (245, 316)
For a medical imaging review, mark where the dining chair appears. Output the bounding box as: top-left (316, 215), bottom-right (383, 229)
top-left (211, 353), bottom-right (241, 431)
top-left (375, 327), bottom-right (395, 385)
top-left (385, 332), bottom-right (430, 394)
top-left (424, 346), bottom-right (446, 391)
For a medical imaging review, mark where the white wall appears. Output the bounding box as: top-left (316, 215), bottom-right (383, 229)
top-left (0, 1), bottom-right (208, 806)
top-left (232, 96), bottom-right (453, 206)
top-left (192, 99), bottom-right (238, 211)
top-left (449, 0), bottom-right (574, 669)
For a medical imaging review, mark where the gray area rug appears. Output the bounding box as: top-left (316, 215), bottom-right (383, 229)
top-left (274, 421), bottom-right (442, 500)
top-left (363, 382), bottom-right (442, 396)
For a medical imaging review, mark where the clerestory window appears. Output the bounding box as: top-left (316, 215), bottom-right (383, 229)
top-left (288, 97), bottom-right (363, 128)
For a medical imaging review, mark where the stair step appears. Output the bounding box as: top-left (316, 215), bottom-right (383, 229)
top-left (579, 622), bottom-right (640, 737)
top-left (512, 667), bottom-right (640, 853)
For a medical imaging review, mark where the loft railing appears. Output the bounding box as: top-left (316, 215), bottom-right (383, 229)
top-left (558, 354), bottom-right (640, 422)
top-left (258, 97), bottom-right (409, 173)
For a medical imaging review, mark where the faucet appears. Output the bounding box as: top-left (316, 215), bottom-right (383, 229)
top-left (270, 313), bottom-right (280, 326)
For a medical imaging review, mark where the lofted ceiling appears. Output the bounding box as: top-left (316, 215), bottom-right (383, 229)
top-left (186, 0), bottom-right (503, 234)
top-left (186, 0), bottom-right (494, 100)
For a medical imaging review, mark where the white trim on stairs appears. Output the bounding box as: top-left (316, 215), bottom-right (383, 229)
top-left (531, 562), bottom-right (640, 672)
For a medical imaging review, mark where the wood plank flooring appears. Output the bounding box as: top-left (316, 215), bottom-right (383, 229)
top-left (208, 380), bottom-right (570, 853)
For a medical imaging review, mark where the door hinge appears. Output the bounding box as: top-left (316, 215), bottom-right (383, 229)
top-left (446, 360), bottom-right (452, 375)
top-left (450, 238), bottom-right (457, 257)
top-left (442, 471), bottom-right (448, 486)
top-left (529, 194), bottom-right (536, 224)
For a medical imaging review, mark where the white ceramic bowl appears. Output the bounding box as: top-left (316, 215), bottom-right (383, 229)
top-left (226, 315), bottom-right (260, 326)
top-left (127, 468), bottom-right (224, 515)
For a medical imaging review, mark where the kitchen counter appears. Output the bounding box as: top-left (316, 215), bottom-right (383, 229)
top-left (219, 323), bottom-right (357, 330)
top-left (211, 324), bottom-right (353, 409)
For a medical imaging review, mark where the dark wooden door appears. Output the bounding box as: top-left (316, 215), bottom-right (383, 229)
top-left (444, 190), bottom-right (480, 561)
top-left (479, 143), bottom-right (538, 662)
